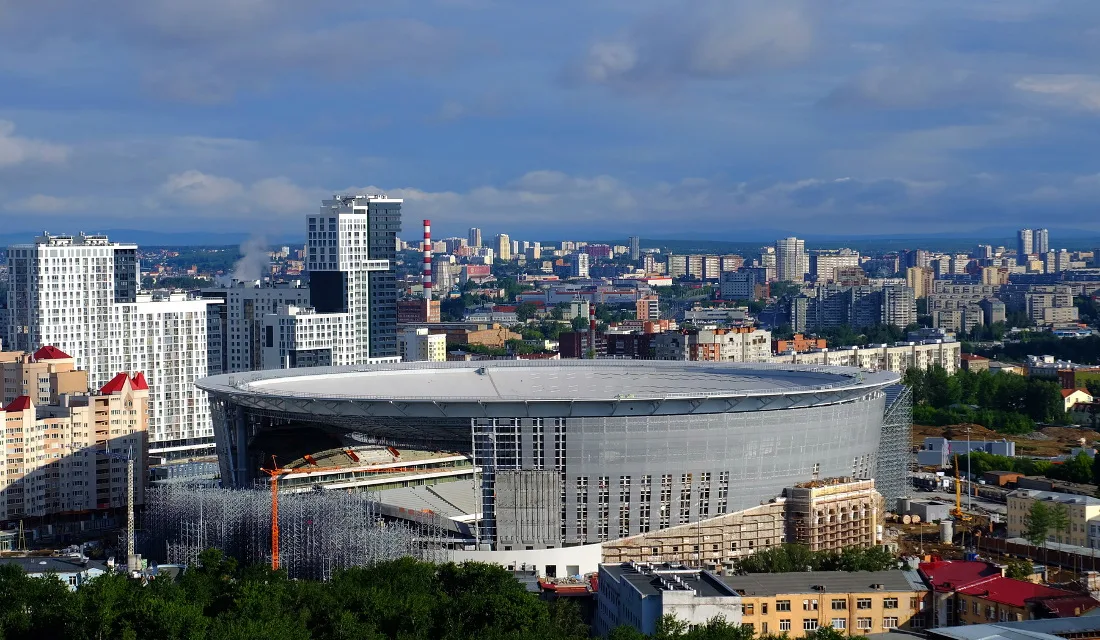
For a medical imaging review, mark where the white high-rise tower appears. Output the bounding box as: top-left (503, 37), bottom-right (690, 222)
top-left (775, 237), bottom-right (809, 283)
top-left (5, 232), bottom-right (219, 452)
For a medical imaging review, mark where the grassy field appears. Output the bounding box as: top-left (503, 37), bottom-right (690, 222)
top-left (912, 423), bottom-right (1097, 458)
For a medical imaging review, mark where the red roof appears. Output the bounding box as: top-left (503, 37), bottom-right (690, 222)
top-left (32, 345), bottom-right (71, 360)
top-left (1061, 388), bottom-right (1090, 398)
top-left (957, 576), bottom-right (1077, 609)
top-left (919, 560), bottom-right (1001, 591)
top-left (99, 372), bottom-right (130, 395)
top-left (1035, 594), bottom-right (1100, 617)
top-left (4, 396), bottom-right (32, 412)
top-left (130, 372), bottom-right (148, 390)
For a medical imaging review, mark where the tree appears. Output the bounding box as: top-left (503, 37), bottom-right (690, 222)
top-left (1024, 501), bottom-right (1052, 546)
top-left (1049, 503), bottom-right (1070, 544)
top-left (805, 627), bottom-right (846, 640)
top-left (515, 302), bottom-right (539, 322)
top-left (1093, 453), bottom-right (1100, 493)
top-left (1005, 560), bottom-right (1034, 581)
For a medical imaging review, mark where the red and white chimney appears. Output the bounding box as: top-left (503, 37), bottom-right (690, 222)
top-left (423, 219), bottom-right (432, 300)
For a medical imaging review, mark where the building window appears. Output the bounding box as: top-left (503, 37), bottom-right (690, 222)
top-left (857, 598), bottom-right (872, 610)
top-left (831, 618), bottom-right (846, 630)
top-left (857, 618), bottom-right (872, 630)
top-left (744, 604), bottom-right (754, 616)
top-left (911, 616), bottom-right (925, 629)
top-left (803, 619), bottom-right (819, 632)
top-left (776, 600), bottom-right (791, 612)
top-left (883, 598), bottom-right (898, 609)
top-left (804, 599), bottom-right (818, 611)
top-left (779, 620), bottom-right (791, 632)
top-left (742, 623), bottom-right (754, 631)
top-left (762, 603), bottom-right (768, 615)
top-left (883, 617), bottom-right (898, 629)
top-left (972, 602), bottom-right (979, 615)
top-left (910, 597), bottom-right (920, 610)
top-left (831, 599), bottom-right (847, 610)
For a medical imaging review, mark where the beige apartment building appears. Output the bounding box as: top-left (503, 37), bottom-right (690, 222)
top-left (1, 346), bottom-right (88, 407)
top-left (602, 478), bottom-right (882, 572)
top-left (2, 360), bottom-right (148, 521)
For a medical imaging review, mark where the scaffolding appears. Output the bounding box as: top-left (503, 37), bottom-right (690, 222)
top-left (142, 484), bottom-right (449, 580)
top-left (877, 384), bottom-right (913, 506)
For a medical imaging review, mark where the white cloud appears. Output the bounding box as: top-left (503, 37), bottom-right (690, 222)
top-left (568, 1), bottom-right (814, 89)
top-left (3, 194), bottom-right (74, 212)
top-left (1015, 74), bottom-right (1100, 112)
top-left (0, 120), bottom-right (70, 168)
top-left (160, 170), bottom-right (246, 206)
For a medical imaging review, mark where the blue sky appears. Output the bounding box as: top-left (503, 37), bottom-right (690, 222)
top-left (2, 0), bottom-right (1100, 240)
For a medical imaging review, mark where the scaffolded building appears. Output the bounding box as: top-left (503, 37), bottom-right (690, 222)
top-left (876, 384), bottom-right (914, 505)
top-left (143, 484), bottom-right (448, 580)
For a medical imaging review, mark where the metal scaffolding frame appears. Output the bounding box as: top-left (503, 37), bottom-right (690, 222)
top-left (143, 484), bottom-right (448, 580)
top-left (877, 384), bottom-right (913, 506)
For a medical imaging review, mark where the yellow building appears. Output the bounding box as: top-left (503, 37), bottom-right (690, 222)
top-left (727, 571), bottom-right (929, 636)
top-left (1006, 489), bottom-right (1100, 547)
top-left (595, 564), bottom-right (929, 637)
top-left (906, 267), bottom-right (935, 300)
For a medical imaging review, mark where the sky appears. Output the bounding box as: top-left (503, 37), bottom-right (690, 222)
top-left (2, 0), bottom-right (1100, 241)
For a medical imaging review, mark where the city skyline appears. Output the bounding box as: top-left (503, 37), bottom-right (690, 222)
top-left (3, 2), bottom-right (1100, 237)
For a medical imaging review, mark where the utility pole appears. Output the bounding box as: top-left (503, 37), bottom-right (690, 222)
top-left (966, 426), bottom-right (972, 511)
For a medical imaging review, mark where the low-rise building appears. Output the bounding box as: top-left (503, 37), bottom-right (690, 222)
top-left (653, 328), bottom-right (771, 362)
top-left (399, 327), bottom-right (447, 362)
top-left (596, 563), bottom-right (930, 637)
top-left (919, 560), bottom-right (1097, 627)
top-left (1006, 490), bottom-right (1100, 547)
top-left (1061, 389), bottom-right (1093, 412)
top-left (0, 557), bottom-right (110, 590)
top-left (768, 340), bottom-right (961, 375)
top-left (917, 437), bottom-right (1015, 468)
top-left (774, 334), bottom-right (828, 354)
top-left (960, 354), bottom-right (990, 373)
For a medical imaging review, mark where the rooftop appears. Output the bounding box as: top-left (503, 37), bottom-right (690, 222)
top-left (919, 560), bottom-right (1002, 592)
top-left (721, 570), bottom-right (926, 596)
top-left (928, 616), bottom-right (1100, 640)
top-left (201, 360), bottom-right (897, 403)
top-left (601, 563), bottom-right (739, 598)
top-left (1009, 489), bottom-right (1100, 506)
top-left (956, 576), bottom-right (1078, 608)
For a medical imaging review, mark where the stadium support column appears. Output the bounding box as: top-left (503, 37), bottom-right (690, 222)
top-left (233, 405), bottom-right (250, 487)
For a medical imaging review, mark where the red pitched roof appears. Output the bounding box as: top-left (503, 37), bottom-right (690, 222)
top-left (957, 576), bottom-right (1076, 609)
top-left (1061, 388), bottom-right (1090, 398)
top-left (99, 372), bottom-right (130, 395)
top-left (130, 372), bottom-right (148, 390)
top-left (32, 345), bottom-right (71, 360)
top-left (919, 560), bottom-right (1001, 591)
top-left (4, 396), bottom-right (32, 412)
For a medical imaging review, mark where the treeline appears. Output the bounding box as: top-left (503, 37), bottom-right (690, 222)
top-left (731, 544), bottom-right (896, 574)
top-left (0, 551), bottom-right (592, 640)
top-left (905, 366), bottom-right (1066, 434)
top-left (971, 333), bottom-right (1100, 366)
top-left (963, 450), bottom-right (1095, 485)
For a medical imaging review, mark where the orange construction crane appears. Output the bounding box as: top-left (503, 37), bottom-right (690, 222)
top-left (952, 454), bottom-right (972, 523)
top-left (259, 456), bottom-right (426, 570)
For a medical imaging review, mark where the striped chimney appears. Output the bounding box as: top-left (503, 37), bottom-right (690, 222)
top-left (423, 219), bottom-right (432, 300)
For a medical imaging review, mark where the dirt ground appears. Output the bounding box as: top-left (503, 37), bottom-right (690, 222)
top-left (912, 423), bottom-right (1098, 458)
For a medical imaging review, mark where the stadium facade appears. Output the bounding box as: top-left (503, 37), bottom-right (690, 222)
top-left (197, 361), bottom-right (902, 554)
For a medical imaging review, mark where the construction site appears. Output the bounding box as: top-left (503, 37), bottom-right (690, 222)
top-left (142, 483), bottom-right (450, 580)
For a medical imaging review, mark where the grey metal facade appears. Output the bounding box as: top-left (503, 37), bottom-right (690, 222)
top-left (200, 361), bottom-right (899, 551)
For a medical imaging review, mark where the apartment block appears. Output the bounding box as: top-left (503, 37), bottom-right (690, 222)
top-left (791, 284), bottom-right (916, 332)
top-left (399, 327), bottom-right (447, 362)
top-left (906, 267), bottom-right (935, 299)
top-left (1, 368), bottom-right (148, 521)
top-left (652, 328), bottom-right (772, 362)
top-left (0, 346), bottom-right (87, 406)
top-left (768, 340), bottom-right (961, 375)
top-left (6, 233), bottom-right (218, 452)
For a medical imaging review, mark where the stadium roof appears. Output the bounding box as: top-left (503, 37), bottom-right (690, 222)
top-left (201, 360), bottom-right (899, 404)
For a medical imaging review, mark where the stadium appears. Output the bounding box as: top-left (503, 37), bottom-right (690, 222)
top-left (197, 360), bottom-right (906, 567)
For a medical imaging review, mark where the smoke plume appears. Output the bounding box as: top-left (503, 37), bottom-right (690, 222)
top-left (230, 235), bottom-right (270, 283)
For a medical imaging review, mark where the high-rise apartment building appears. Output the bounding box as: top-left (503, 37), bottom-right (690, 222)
top-left (1018, 228), bottom-right (1035, 257)
top-left (1036, 228), bottom-right (1050, 255)
top-left (810, 249), bottom-right (860, 282)
top-left (5, 233), bottom-right (217, 452)
top-left (495, 234), bottom-right (511, 261)
top-left (571, 252), bottom-right (590, 279)
top-left (265, 195), bottom-right (403, 367)
top-left (775, 237), bottom-right (808, 283)
top-left (468, 227), bottom-right (482, 248)
top-left (791, 284), bottom-right (916, 332)
top-left (906, 266), bottom-right (935, 299)
top-left (628, 236), bottom-right (641, 261)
